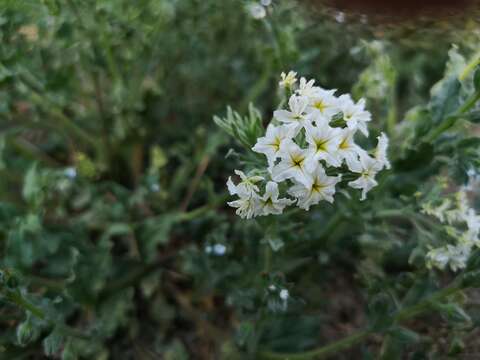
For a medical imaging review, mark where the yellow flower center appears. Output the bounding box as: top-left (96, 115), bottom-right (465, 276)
top-left (339, 138), bottom-right (349, 150)
top-left (271, 137), bottom-right (281, 152)
top-left (312, 180), bottom-right (325, 193)
top-left (291, 154), bottom-right (305, 168)
top-left (314, 100), bottom-right (326, 112)
top-left (315, 139), bottom-right (328, 153)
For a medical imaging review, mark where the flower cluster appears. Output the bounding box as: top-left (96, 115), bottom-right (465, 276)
top-left (227, 71), bottom-right (390, 219)
top-left (423, 190), bottom-right (480, 271)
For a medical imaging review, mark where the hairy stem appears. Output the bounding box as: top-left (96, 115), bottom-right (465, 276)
top-left (425, 89), bottom-right (480, 143)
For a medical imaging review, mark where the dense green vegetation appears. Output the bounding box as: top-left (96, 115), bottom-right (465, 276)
top-left (1, 1), bottom-right (480, 359)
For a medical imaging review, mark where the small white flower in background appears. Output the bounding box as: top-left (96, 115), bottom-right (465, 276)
top-left (288, 165), bottom-right (341, 210)
top-left (260, 0), bottom-right (272, 6)
top-left (374, 132), bottom-right (391, 170)
top-left (268, 284), bottom-right (277, 291)
top-left (279, 71), bottom-right (297, 90)
top-left (226, 71), bottom-right (390, 218)
top-left (248, 2), bottom-right (266, 19)
top-left (427, 244), bottom-right (471, 272)
top-left (335, 11), bottom-right (345, 23)
top-left (279, 289), bottom-right (289, 301)
top-left (257, 181), bottom-right (294, 216)
top-left (150, 183), bottom-right (160, 192)
top-left (423, 188), bottom-right (480, 272)
top-left (205, 245), bottom-right (213, 254)
top-left (64, 167), bottom-right (77, 179)
top-left (213, 244), bottom-right (227, 256)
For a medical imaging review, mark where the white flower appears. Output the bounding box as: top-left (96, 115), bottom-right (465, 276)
top-left (296, 77), bottom-right (321, 98)
top-left (348, 154), bottom-right (383, 200)
top-left (227, 170), bottom-right (264, 196)
top-left (268, 284), bottom-right (277, 291)
top-left (205, 245), bottom-right (213, 254)
top-left (304, 121), bottom-right (342, 170)
top-left (464, 208), bottom-right (480, 243)
top-left (337, 94), bottom-right (371, 136)
top-left (335, 11), bottom-right (345, 23)
top-left (426, 243), bottom-right (471, 272)
top-left (271, 142), bottom-right (312, 187)
top-left (213, 244), bottom-right (227, 256)
top-left (224, 71), bottom-right (390, 218)
top-left (334, 129), bottom-right (366, 171)
top-left (257, 181), bottom-right (294, 216)
top-left (64, 167), bottom-right (77, 179)
top-left (248, 3), bottom-right (266, 19)
top-left (288, 165), bottom-right (341, 210)
top-left (261, 0), bottom-right (272, 6)
top-left (306, 88), bottom-right (339, 122)
top-left (279, 71), bottom-right (297, 89)
top-left (279, 289), bottom-right (289, 300)
top-left (252, 123), bottom-right (296, 168)
top-left (374, 132), bottom-right (391, 170)
top-left (274, 95), bottom-right (312, 134)
top-left (227, 191), bottom-right (259, 219)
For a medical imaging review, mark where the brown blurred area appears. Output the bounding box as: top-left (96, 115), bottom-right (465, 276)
top-left (326, 0), bottom-right (477, 18)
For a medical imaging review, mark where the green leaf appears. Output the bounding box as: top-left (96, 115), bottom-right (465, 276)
top-left (16, 316), bottom-right (40, 346)
top-left (457, 137), bottom-right (480, 149)
top-left (43, 328), bottom-right (64, 356)
top-left (473, 66), bottom-right (480, 92)
top-left (464, 109), bottom-right (480, 124)
top-left (448, 336), bottom-right (465, 356)
top-left (388, 326), bottom-right (420, 344)
top-left (433, 302), bottom-right (471, 324)
top-left (235, 321), bottom-right (255, 348)
top-left (461, 269), bottom-right (480, 288)
top-left (140, 213), bottom-right (181, 261)
top-left (22, 163), bottom-right (41, 205)
top-left (394, 143), bottom-right (434, 172)
top-left (267, 237), bottom-right (284, 252)
top-left (429, 75), bottom-right (461, 125)
top-left (62, 339), bottom-right (77, 360)
top-left (368, 293), bottom-right (394, 330)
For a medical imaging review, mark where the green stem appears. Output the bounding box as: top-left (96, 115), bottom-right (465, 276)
top-left (459, 50), bottom-right (480, 81)
top-left (5, 290), bottom-right (45, 320)
top-left (425, 90), bottom-right (480, 143)
top-left (264, 243), bottom-right (272, 273)
top-left (3, 288), bottom-right (90, 340)
top-left (27, 91), bottom-right (99, 150)
top-left (257, 281), bottom-right (462, 359)
top-left (393, 282), bottom-right (461, 323)
top-left (98, 256), bottom-right (172, 301)
top-left (258, 330), bottom-right (372, 360)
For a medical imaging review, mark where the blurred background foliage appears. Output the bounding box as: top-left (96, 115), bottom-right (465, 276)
top-left (1, 0), bottom-right (480, 359)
